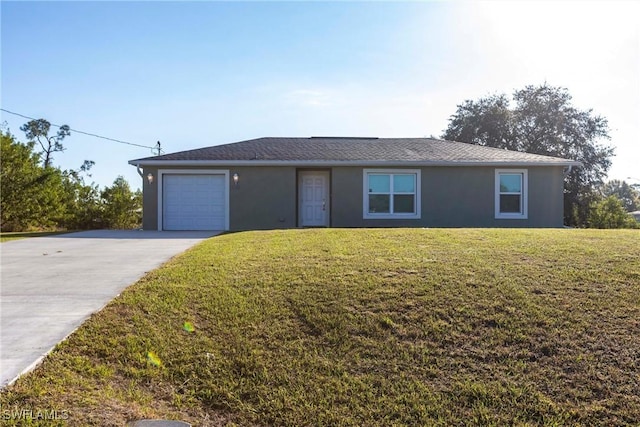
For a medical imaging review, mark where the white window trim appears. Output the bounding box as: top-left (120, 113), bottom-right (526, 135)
top-left (157, 169), bottom-right (230, 231)
top-left (363, 169), bottom-right (421, 220)
top-left (495, 169), bottom-right (528, 219)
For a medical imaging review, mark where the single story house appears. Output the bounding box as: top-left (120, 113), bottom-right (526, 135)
top-left (129, 137), bottom-right (580, 231)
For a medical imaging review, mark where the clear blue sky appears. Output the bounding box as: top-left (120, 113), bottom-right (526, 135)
top-left (2, 1), bottom-right (638, 190)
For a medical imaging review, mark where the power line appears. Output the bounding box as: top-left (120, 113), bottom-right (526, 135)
top-left (0, 108), bottom-right (160, 152)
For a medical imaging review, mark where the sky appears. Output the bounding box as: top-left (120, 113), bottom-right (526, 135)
top-left (1, 0), bottom-right (639, 190)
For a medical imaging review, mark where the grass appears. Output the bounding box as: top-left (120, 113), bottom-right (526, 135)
top-left (1, 228), bottom-right (639, 426)
top-left (0, 231), bottom-right (72, 242)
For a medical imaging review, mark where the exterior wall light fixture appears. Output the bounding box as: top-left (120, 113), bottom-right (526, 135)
top-left (233, 173), bottom-right (239, 187)
top-left (147, 173), bottom-right (154, 184)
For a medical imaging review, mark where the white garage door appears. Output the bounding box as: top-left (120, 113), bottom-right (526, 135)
top-left (162, 174), bottom-right (226, 230)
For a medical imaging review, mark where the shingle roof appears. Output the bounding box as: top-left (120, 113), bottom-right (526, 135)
top-left (129, 137), bottom-right (579, 166)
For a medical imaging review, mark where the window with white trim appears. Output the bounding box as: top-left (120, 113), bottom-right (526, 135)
top-left (495, 169), bottom-right (528, 219)
top-left (363, 169), bottom-right (421, 219)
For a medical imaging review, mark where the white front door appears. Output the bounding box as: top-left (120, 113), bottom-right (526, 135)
top-left (299, 171), bottom-right (329, 227)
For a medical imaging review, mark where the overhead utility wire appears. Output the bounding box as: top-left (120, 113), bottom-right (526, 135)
top-left (0, 108), bottom-right (158, 151)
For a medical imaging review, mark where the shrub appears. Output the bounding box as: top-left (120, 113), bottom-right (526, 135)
top-left (588, 195), bottom-right (639, 229)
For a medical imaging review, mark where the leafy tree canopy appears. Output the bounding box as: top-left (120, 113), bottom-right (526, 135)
top-left (443, 84), bottom-right (614, 226)
top-left (101, 176), bottom-right (142, 229)
top-left (588, 195), bottom-right (638, 229)
top-left (1, 128), bottom-right (141, 232)
top-left (20, 118), bottom-right (71, 168)
top-left (0, 131), bottom-right (68, 230)
top-left (601, 180), bottom-right (640, 212)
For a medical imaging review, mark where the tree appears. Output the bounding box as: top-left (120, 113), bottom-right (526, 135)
top-left (442, 94), bottom-right (516, 149)
top-left (588, 195), bottom-right (638, 229)
top-left (443, 84), bottom-right (614, 226)
top-left (20, 119), bottom-right (71, 168)
top-left (0, 131), bottom-right (67, 230)
top-left (1, 131), bottom-right (42, 230)
top-left (1, 126), bottom-right (142, 232)
top-left (601, 180), bottom-right (640, 212)
top-left (59, 167), bottom-right (102, 230)
top-left (101, 176), bottom-right (142, 229)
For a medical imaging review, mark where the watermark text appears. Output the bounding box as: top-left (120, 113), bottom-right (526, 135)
top-left (1, 406), bottom-right (69, 421)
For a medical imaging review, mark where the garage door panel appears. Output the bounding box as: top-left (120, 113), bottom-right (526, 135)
top-left (162, 174), bottom-right (227, 230)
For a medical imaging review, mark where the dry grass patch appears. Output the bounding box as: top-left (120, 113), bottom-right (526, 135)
top-left (1, 228), bottom-right (639, 426)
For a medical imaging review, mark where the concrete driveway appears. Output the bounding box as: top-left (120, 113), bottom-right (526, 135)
top-left (0, 229), bottom-right (219, 387)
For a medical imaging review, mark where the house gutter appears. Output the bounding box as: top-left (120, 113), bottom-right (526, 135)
top-left (128, 159), bottom-right (583, 168)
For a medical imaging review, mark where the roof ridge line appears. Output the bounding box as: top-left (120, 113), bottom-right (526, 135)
top-left (310, 136), bottom-right (379, 140)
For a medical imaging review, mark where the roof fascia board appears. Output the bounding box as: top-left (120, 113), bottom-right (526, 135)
top-left (129, 159), bottom-right (582, 167)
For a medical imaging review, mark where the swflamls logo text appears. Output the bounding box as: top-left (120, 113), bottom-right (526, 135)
top-left (1, 407), bottom-right (69, 420)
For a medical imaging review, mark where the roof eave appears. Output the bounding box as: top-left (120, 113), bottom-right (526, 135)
top-left (128, 159), bottom-right (582, 167)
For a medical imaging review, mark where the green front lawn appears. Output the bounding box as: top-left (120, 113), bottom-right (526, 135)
top-left (1, 229), bottom-right (639, 426)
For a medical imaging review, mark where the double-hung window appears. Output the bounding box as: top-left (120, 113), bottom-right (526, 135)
top-left (363, 169), bottom-right (421, 219)
top-left (495, 169), bottom-right (528, 219)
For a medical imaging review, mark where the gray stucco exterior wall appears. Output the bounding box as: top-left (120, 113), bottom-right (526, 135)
top-left (331, 166), bottom-right (565, 228)
top-left (141, 166), bottom-right (297, 231)
top-left (525, 166), bottom-right (566, 227)
top-left (141, 166), bottom-right (159, 230)
top-left (229, 166), bottom-right (297, 230)
top-left (140, 165), bottom-right (566, 230)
